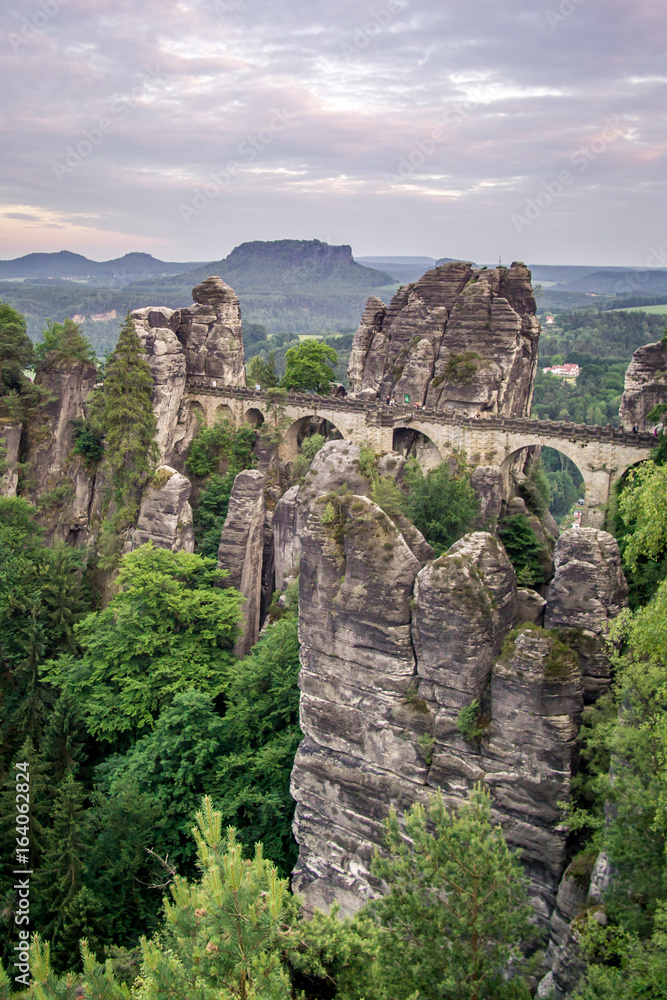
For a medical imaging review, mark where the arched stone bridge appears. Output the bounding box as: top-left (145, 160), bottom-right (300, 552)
top-left (185, 377), bottom-right (655, 527)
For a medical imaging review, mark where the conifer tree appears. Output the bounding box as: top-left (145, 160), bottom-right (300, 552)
top-left (102, 314), bottom-right (158, 507)
top-left (36, 774), bottom-right (92, 965)
top-left (35, 318), bottom-right (96, 366)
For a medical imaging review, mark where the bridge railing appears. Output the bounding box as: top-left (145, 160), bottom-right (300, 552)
top-left (184, 377), bottom-right (656, 448)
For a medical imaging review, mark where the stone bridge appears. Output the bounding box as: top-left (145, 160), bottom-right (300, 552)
top-left (185, 377), bottom-right (655, 527)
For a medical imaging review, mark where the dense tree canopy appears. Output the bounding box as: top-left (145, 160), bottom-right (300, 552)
top-left (41, 545), bottom-right (244, 742)
top-left (281, 338), bottom-right (338, 394)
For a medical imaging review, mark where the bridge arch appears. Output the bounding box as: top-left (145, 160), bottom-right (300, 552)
top-left (280, 414), bottom-right (345, 464)
top-left (215, 402), bottom-right (235, 424)
top-left (392, 426), bottom-right (444, 471)
top-left (244, 407), bottom-right (265, 428)
top-left (501, 445), bottom-right (586, 525)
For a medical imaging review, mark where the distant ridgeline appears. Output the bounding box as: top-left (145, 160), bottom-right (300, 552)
top-left (0, 240), bottom-right (397, 349)
top-left (1, 241), bottom-right (666, 362)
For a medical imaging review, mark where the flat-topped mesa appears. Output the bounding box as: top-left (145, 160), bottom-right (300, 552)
top-left (619, 338), bottom-right (667, 431)
top-left (347, 261), bottom-right (541, 416)
top-left (130, 277), bottom-right (246, 465)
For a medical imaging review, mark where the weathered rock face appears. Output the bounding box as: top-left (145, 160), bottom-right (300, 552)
top-left (130, 307), bottom-right (187, 465)
top-left (131, 278), bottom-right (246, 466)
top-left (217, 469), bottom-right (266, 657)
top-left (619, 339), bottom-right (667, 431)
top-left (22, 358), bottom-right (99, 542)
top-left (125, 467), bottom-right (195, 554)
top-left (291, 512), bottom-right (589, 925)
top-left (273, 441), bottom-right (434, 593)
top-left (537, 863), bottom-right (589, 999)
top-left (0, 423), bottom-right (21, 497)
top-left (176, 277), bottom-right (246, 382)
top-left (347, 262), bottom-right (540, 415)
top-left (291, 493), bottom-right (424, 914)
top-left (470, 465), bottom-right (504, 528)
top-left (545, 528), bottom-right (628, 701)
top-left (484, 628), bottom-right (584, 920)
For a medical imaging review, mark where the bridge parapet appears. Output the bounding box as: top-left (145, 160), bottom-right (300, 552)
top-left (184, 376), bottom-right (655, 449)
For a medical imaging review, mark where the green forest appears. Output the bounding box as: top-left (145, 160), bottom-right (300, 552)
top-left (2, 298), bottom-right (667, 997)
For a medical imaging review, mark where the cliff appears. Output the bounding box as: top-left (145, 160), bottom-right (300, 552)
top-left (347, 261), bottom-right (541, 415)
top-left (619, 338), bottom-right (667, 431)
top-left (290, 461), bottom-right (627, 930)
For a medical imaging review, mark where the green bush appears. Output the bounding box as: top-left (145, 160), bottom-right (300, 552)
top-left (186, 419), bottom-right (256, 479)
top-left (401, 461), bottom-right (479, 556)
top-left (498, 513), bottom-right (545, 586)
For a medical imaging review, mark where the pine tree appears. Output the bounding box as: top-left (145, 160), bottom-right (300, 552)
top-left (36, 773), bottom-right (91, 967)
top-left (102, 314), bottom-right (158, 507)
top-left (35, 318), bottom-right (96, 366)
top-left (370, 786), bottom-right (535, 1000)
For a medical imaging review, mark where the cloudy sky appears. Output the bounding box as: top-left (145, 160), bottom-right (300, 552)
top-left (1, 0), bottom-right (665, 265)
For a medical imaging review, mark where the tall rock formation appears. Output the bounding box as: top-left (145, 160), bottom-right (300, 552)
top-left (125, 466), bottom-right (195, 554)
top-left (545, 528), bottom-right (628, 701)
top-left (291, 499), bottom-right (590, 923)
top-left (217, 469), bottom-right (266, 657)
top-left (619, 338), bottom-right (667, 431)
top-left (22, 356), bottom-right (99, 542)
top-left (347, 262), bottom-right (540, 415)
top-left (0, 423), bottom-right (21, 497)
top-left (292, 492), bottom-right (423, 914)
top-left (131, 276), bottom-right (246, 466)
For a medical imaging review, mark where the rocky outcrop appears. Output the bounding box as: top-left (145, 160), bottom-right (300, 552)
top-left (131, 277), bottom-right (246, 466)
top-left (176, 277), bottom-right (246, 381)
top-left (347, 262), bottom-right (540, 415)
top-left (484, 628), bottom-right (584, 920)
top-left (22, 357), bottom-right (99, 542)
top-left (619, 338), bottom-right (667, 431)
top-left (125, 467), bottom-right (195, 554)
top-left (291, 509), bottom-right (589, 924)
top-left (217, 469), bottom-right (266, 657)
top-left (131, 307), bottom-right (187, 465)
top-left (537, 863), bottom-right (589, 999)
top-left (545, 528), bottom-right (628, 701)
top-left (517, 587), bottom-right (547, 624)
top-left (291, 493), bottom-right (423, 914)
top-left (0, 423), bottom-right (21, 496)
top-left (346, 296), bottom-right (387, 392)
top-left (470, 465), bottom-right (504, 528)
top-left (273, 441), bottom-right (434, 593)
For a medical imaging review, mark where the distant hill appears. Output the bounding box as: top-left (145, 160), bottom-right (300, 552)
top-left (0, 240), bottom-right (397, 350)
top-left (179, 240), bottom-right (396, 291)
top-left (356, 256), bottom-right (438, 283)
top-left (0, 250), bottom-right (205, 286)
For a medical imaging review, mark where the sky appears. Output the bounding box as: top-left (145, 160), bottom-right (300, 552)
top-left (1, 0), bottom-right (666, 267)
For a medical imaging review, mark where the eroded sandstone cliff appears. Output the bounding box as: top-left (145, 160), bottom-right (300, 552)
top-left (290, 475), bottom-right (627, 932)
top-left (347, 261), bottom-right (541, 415)
top-left (619, 337), bottom-right (667, 431)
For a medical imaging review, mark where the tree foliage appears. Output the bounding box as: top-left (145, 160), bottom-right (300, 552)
top-left (102, 313), bottom-right (158, 505)
top-left (369, 786), bottom-right (534, 1000)
top-left (400, 460), bottom-right (479, 555)
top-left (498, 513), bottom-right (546, 586)
top-left (35, 318), bottom-right (96, 366)
top-left (41, 545), bottom-right (243, 742)
top-left (281, 339), bottom-right (338, 394)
